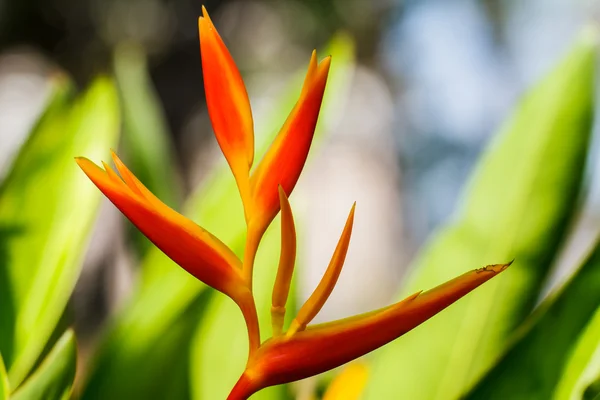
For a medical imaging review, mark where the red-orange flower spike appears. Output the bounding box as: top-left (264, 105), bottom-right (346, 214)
top-left (249, 51), bottom-right (331, 244)
top-left (228, 263), bottom-right (511, 399)
top-left (199, 6), bottom-right (254, 211)
top-left (76, 155), bottom-right (244, 296)
top-left (76, 154), bottom-right (261, 351)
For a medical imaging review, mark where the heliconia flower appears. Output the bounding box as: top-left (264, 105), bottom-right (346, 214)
top-left (77, 6), bottom-right (511, 399)
top-left (228, 263), bottom-right (511, 399)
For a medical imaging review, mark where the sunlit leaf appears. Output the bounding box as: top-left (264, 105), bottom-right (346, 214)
top-left (11, 330), bottom-right (76, 400)
top-left (463, 237), bottom-right (600, 399)
top-left (365, 28), bottom-right (597, 400)
top-left (0, 354), bottom-right (8, 400)
top-left (0, 77), bottom-right (120, 387)
top-left (189, 34), bottom-right (355, 400)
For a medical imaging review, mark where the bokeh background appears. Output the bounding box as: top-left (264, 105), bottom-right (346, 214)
top-left (2, 0), bottom-right (600, 399)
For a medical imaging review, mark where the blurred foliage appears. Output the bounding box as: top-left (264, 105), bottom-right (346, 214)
top-left (364, 29), bottom-right (597, 400)
top-left (113, 42), bottom-right (180, 255)
top-left (0, 76), bottom-right (120, 396)
top-left (554, 298), bottom-right (600, 399)
top-left (465, 237), bottom-right (600, 399)
top-left (80, 33), bottom-right (355, 400)
top-left (10, 330), bottom-right (76, 400)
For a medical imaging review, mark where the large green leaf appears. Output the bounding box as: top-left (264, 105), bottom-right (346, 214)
top-left (364, 29), bottom-right (597, 400)
top-left (0, 77), bottom-right (120, 387)
top-left (464, 238), bottom-right (600, 399)
top-left (11, 330), bottom-right (76, 400)
top-left (189, 35), bottom-right (355, 400)
top-left (81, 34), bottom-right (354, 400)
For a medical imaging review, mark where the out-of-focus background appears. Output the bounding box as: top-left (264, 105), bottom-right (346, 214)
top-left (2, 0), bottom-right (600, 399)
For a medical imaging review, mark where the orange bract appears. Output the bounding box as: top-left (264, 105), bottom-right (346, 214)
top-left (77, 6), bottom-right (510, 400)
top-left (76, 153), bottom-right (244, 298)
top-left (199, 6), bottom-right (254, 215)
top-left (249, 51), bottom-right (332, 243)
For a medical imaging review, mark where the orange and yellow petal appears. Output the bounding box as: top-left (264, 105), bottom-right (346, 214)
top-left (287, 203), bottom-right (355, 335)
top-left (233, 263), bottom-right (510, 397)
top-left (76, 155), bottom-right (245, 299)
top-left (271, 186), bottom-right (297, 336)
top-left (199, 6), bottom-right (254, 207)
top-left (249, 52), bottom-right (331, 239)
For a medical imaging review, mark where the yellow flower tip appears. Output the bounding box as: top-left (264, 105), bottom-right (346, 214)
top-left (277, 184), bottom-right (287, 200)
top-left (476, 261), bottom-right (513, 274)
top-left (316, 57), bottom-right (332, 83)
top-left (75, 157), bottom-right (100, 174)
top-left (109, 151), bottom-right (146, 198)
top-left (201, 4), bottom-right (210, 20)
top-left (199, 6), bottom-right (216, 34)
top-left (100, 161), bottom-right (121, 183)
top-left (406, 290), bottom-right (423, 302)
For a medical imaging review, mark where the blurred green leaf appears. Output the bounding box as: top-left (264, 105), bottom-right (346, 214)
top-left (82, 34), bottom-right (354, 400)
top-left (0, 354), bottom-right (8, 400)
top-left (11, 330), bottom-right (76, 400)
top-left (464, 239), bottom-right (600, 399)
top-left (0, 78), bottom-right (72, 371)
top-left (364, 29), bottom-right (597, 400)
top-left (553, 302), bottom-right (600, 399)
top-left (0, 76), bottom-right (120, 388)
top-left (114, 43), bottom-right (180, 253)
top-left (189, 34), bottom-right (355, 400)
top-left (584, 376), bottom-right (600, 400)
